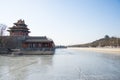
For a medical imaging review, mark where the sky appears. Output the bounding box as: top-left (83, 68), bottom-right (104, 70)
top-left (0, 0), bottom-right (120, 45)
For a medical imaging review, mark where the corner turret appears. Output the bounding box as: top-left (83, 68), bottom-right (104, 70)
top-left (7, 19), bottom-right (30, 36)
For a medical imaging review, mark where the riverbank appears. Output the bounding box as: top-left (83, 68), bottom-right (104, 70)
top-left (68, 47), bottom-right (120, 54)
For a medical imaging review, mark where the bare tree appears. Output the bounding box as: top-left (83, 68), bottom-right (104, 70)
top-left (0, 24), bottom-right (7, 47)
top-left (0, 24), bottom-right (7, 36)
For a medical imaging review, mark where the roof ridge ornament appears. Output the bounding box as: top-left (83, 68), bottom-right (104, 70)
top-left (17, 19), bottom-right (25, 24)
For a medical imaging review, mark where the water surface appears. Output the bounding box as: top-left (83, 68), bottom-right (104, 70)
top-left (0, 48), bottom-right (120, 80)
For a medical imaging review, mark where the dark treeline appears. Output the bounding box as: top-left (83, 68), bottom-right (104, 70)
top-left (68, 35), bottom-right (120, 47)
top-left (55, 45), bottom-right (67, 48)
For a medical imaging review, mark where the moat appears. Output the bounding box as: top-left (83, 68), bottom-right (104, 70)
top-left (0, 48), bottom-right (120, 80)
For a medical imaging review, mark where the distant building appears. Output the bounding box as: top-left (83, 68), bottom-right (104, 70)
top-left (1, 19), bottom-right (55, 54)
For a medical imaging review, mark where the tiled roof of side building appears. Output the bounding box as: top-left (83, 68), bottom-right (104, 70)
top-left (25, 36), bottom-right (53, 42)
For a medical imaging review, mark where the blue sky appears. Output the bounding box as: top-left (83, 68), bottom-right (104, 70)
top-left (0, 0), bottom-right (120, 45)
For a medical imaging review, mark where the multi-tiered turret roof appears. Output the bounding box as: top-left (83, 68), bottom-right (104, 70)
top-left (7, 19), bottom-right (30, 36)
